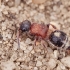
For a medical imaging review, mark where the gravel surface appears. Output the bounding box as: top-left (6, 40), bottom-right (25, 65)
top-left (0, 0), bottom-right (70, 70)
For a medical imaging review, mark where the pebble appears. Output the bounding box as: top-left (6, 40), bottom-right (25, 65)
top-left (42, 59), bottom-right (47, 65)
top-left (10, 7), bottom-right (19, 14)
top-left (13, 42), bottom-right (18, 50)
top-left (0, 41), bottom-right (2, 43)
top-left (0, 5), bottom-right (5, 11)
top-left (20, 65), bottom-right (29, 70)
top-left (10, 52), bottom-right (17, 61)
top-left (25, 38), bottom-right (32, 45)
top-left (17, 58), bottom-right (24, 62)
top-left (34, 67), bottom-right (38, 70)
top-left (32, 0), bottom-right (46, 4)
top-left (47, 58), bottom-right (57, 69)
top-left (60, 63), bottom-right (66, 70)
top-left (26, 0), bottom-right (32, 4)
top-left (7, 43), bottom-right (12, 46)
top-left (53, 6), bottom-right (58, 12)
top-left (2, 23), bottom-right (6, 30)
top-left (56, 66), bottom-right (62, 70)
top-left (20, 41), bottom-right (27, 50)
top-left (24, 49), bottom-right (30, 53)
top-left (6, 33), bottom-right (12, 39)
top-left (38, 56), bottom-right (43, 60)
top-left (61, 56), bottom-right (70, 68)
top-left (50, 15), bottom-right (57, 20)
top-left (1, 61), bottom-right (16, 70)
top-left (47, 47), bottom-right (53, 54)
top-left (25, 57), bottom-right (30, 62)
top-left (3, 36), bottom-right (7, 41)
top-left (50, 21), bottom-right (60, 30)
top-left (57, 61), bottom-right (66, 70)
top-left (27, 46), bottom-right (33, 51)
top-left (30, 10), bottom-right (36, 16)
top-left (53, 50), bottom-right (59, 59)
top-left (2, 32), bottom-right (7, 40)
top-left (3, 10), bottom-right (8, 15)
top-left (15, 0), bottom-right (21, 7)
top-left (31, 50), bottom-right (35, 54)
top-left (39, 5), bottom-right (45, 10)
top-left (36, 61), bottom-right (42, 67)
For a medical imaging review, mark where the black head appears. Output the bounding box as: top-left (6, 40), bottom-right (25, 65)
top-left (20, 20), bottom-right (31, 32)
top-left (49, 30), bottom-right (67, 47)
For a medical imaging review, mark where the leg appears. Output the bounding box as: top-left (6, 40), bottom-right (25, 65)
top-left (41, 40), bottom-right (48, 50)
top-left (17, 29), bottom-right (21, 49)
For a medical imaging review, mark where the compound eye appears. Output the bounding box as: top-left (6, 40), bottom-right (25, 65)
top-left (49, 30), bottom-right (67, 47)
top-left (20, 20), bottom-right (31, 32)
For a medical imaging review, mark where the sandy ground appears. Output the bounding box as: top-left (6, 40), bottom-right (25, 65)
top-left (0, 0), bottom-right (70, 70)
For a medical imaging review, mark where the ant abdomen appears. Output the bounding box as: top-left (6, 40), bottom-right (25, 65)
top-left (49, 30), bottom-right (68, 48)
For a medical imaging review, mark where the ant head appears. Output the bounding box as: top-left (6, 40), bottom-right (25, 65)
top-left (20, 20), bottom-right (31, 32)
top-left (49, 30), bottom-right (67, 47)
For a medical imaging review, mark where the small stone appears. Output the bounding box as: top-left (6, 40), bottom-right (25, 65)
top-left (10, 52), bottom-right (17, 61)
top-left (50, 16), bottom-right (57, 20)
top-left (15, 0), bottom-right (21, 7)
top-left (26, 0), bottom-right (32, 4)
top-left (25, 38), bottom-right (32, 45)
top-left (36, 61), bottom-right (42, 67)
top-left (24, 49), bottom-right (30, 53)
top-left (60, 64), bottom-right (66, 70)
top-left (7, 34), bottom-right (12, 39)
top-left (31, 50), bottom-right (35, 54)
top-left (13, 42), bottom-right (18, 50)
top-left (54, 50), bottom-right (59, 59)
top-left (0, 41), bottom-right (2, 43)
top-left (20, 41), bottom-right (27, 50)
top-left (38, 56), bottom-right (43, 60)
top-left (10, 7), bottom-right (19, 14)
top-left (56, 66), bottom-right (62, 70)
top-left (20, 65), bottom-right (29, 69)
top-left (25, 57), bottom-right (30, 62)
top-left (39, 5), bottom-right (45, 10)
top-left (42, 59), bottom-right (48, 65)
top-left (1, 61), bottom-right (16, 70)
top-left (2, 24), bottom-right (6, 30)
top-left (47, 47), bottom-right (53, 54)
top-left (30, 10), bottom-right (36, 16)
top-left (53, 6), bottom-right (58, 11)
top-left (2, 32), bottom-right (7, 40)
top-left (27, 46), bottom-right (33, 51)
top-left (3, 41), bottom-right (8, 44)
top-left (50, 21), bottom-right (60, 30)
top-left (34, 67), bottom-right (38, 70)
top-left (7, 0), bottom-right (14, 7)
top-left (16, 62), bottom-right (20, 66)
top-left (48, 58), bottom-right (57, 69)
top-left (61, 56), bottom-right (70, 68)
top-left (7, 43), bottom-right (12, 46)
top-left (6, 0), bottom-right (9, 2)
top-left (3, 10), bottom-right (8, 14)
top-left (17, 58), bottom-right (23, 62)
top-left (57, 61), bottom-right (66, 70)
top-left (32, 0), bottom-right (46, 4)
